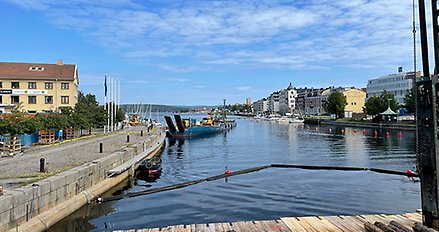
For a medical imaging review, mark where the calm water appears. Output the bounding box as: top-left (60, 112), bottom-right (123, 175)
top-left (53, 116), bottom-right (420, 231)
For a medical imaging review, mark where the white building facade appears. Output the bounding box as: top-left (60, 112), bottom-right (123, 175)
top-left (252, 98), bottom-right (268, 114)
top-left (279, 83), bottom-right (297, 115)
top-left (268, 91), bottom-right (280, 114)
top-left (366, 70), bottom-right (417, 105)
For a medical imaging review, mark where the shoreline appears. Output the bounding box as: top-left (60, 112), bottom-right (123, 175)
top-left (304, 118), bottom-right (416, 131)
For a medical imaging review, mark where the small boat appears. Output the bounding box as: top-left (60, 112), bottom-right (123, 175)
top-left (289, 117), bottom-right (304, 123)
top-left (164, 114), bottom-right (236, 138)
top-left (138, 156), bottom-right (162, 177)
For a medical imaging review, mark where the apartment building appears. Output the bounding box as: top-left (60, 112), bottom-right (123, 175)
top-left (0, 60), bottom-right (79, 113)
top-left (304, 87), bottom-right (366, 117)
top-left (277, 83), bottom-right (296, 115)
top-left (252, 98), bottom-right (268, 114)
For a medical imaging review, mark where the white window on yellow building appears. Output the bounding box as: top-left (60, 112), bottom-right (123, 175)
top-left (45, 96), bottom-right (53, 104)
top-left (28, 82), bottom-right (37, 89)
top-left (11, 82), bottom-right (19, 89)
top-left (61, 96), bottom-right (69, 104)
top-left (61, 83), bottom-right (69, 89)
top-left (45, 82), bottom-right (53, 89)
top-left (28, 96), bottom-right (36, 104)
top-left (11, 96), bottom-right (19, 104)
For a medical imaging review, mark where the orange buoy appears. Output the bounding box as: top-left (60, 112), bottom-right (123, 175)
top-left (386, 131), bottom-right (390, 137)
top-left (374, 130), bottom-right (378, 137)
top-left (225, 169), bottom-right (232, 174)
top-left (354, 129), bottom-right (357, 134)
top-left (363, 130), bottom-right (366, 135)
top-left (406, 169), bottom-right (416, 176)
top-left (398, 132), bottom-right (402, 139)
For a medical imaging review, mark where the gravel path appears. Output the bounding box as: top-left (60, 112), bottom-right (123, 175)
top-left (0, 126), bottom-right (161, 188)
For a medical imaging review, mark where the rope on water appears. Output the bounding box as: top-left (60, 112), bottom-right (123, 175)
top-left (97, 164), bottom-right (418, 203)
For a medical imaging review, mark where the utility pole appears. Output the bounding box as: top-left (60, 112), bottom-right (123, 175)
top-left (417, 0), bottom-right (439, 229)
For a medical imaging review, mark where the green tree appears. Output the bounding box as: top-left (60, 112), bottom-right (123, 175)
top-left (323, 92), bottom-right (347, 119)
top-left (364, 90), bottom-right (399, 116)
top-left (34, 114), bottom-right (68, 131)
top-left (0, 111), bottom-right (37, 135)
top-left (73, 92), bottom-right (107, 129)
top-left (363, 96), bottom-right (383, 116)
top-left (116, 107), bottom-right (125, 122)
top-left (404, 87), bottom-right (416, 114)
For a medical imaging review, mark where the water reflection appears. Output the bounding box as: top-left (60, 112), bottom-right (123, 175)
top-left (53, 117), bottom-right (419, 231)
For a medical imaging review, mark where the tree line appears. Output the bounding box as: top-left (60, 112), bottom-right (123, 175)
top-left (0, 92), bottom-right (125, 136)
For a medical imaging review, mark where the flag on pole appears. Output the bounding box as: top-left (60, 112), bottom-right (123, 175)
top-left (104, 75), bottom-right (107, 97)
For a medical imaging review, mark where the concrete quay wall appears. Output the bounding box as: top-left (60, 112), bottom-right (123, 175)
top-left (304, 118), bottom-right (416, 131)
top-left (0, 133), bottom-right (164, 232)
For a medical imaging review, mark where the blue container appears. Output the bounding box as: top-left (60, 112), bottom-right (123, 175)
top-left (21, 133), bottom-right (39, 146)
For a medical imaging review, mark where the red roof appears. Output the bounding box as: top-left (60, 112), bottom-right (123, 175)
top-left (0, 61), bottom-right (76, 81)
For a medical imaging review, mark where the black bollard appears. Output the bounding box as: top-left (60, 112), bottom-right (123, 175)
top-left (127, 134), bottom-right (130, 143)
top-left (40, 158), bottom-right (45, 172)
top-left (147, 127), bottom-right (150, 133)
top-left (141, 130), bottom-right (143, 137)
top-left (99, 143), bottom-right (103, 153)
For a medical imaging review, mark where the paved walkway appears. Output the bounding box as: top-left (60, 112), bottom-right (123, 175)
top-left (0, 125), bottom-right (161, 189)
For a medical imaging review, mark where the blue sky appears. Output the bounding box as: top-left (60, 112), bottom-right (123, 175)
top-left (0, 0), bottom-right (419, 105)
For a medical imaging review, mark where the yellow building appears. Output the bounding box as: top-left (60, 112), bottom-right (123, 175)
top-left (343, 88), bottom-right (366, 114)
top-left (0, 60), bottom-right (78, 113)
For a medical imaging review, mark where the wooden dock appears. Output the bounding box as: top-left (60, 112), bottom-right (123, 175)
top-left (115, 212), bottom-right (424, 232)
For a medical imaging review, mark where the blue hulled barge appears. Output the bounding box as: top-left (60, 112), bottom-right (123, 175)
top-left (164, 114), bottom-right (236, 138)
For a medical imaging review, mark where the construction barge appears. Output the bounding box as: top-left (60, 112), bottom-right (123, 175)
top-left (164, 114), bottom-right (236, 138)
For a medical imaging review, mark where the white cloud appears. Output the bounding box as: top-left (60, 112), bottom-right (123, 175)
top-left (237, 86), bottom-right (251, 91)
top-left (4, 0), bottom-right (418, 71)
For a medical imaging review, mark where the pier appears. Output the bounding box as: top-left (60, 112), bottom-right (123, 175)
top-left (116, 211), bottom-right (422, 232)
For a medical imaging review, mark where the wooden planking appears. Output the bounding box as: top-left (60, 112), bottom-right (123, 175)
top-left (219, 222), bottom-right (233, 232)
top-left (300, 216), bottom-right (343, 232)
top-left (124, 212), bottom-right (422, 232)
top-left (403, 212), bottom-right (422, 221)
top-left (324, 216), bottom-right (363, 232)
top-left (294, 217), bottom-right (320, 232)
top-left (281, 217), bottom-right (308, 232)
top-left (337, 215), bottom-right (367, 231)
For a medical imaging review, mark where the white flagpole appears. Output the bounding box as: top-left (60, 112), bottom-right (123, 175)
top-left (111, 78), bottom-right (116, 131)
top-left (114, 79), bottom-right (117, 130)
top-left (107, 77), bottom-right (111, 132)
top-left (104, 74), bottom-right (107, 133)
top-left (118, 79), bottom-right (121, 129)
top-left (110, 77), bottom-right (113, 132)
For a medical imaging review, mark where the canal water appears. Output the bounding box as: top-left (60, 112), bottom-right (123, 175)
top-left (53, 116), bottom-right (419, 231)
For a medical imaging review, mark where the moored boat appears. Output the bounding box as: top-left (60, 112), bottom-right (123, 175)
top-left (164, 114), bottom-right (236, 138)
top-left (137, 156), bottom-right (162, 177)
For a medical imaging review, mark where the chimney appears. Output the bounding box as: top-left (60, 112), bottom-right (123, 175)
top-left (57, 59), bottom-right (63, 65)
